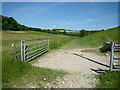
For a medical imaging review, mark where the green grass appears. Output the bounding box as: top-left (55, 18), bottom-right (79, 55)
top-left (2, 30), bottom-right (72, 50)
top-left (2, 27), bottom-right (119, 88)
top-left (2, 49), bottom-right (67, 88)
top-left (96, 71), bottom-right (120, 88)
top-left (61, 27), bottom-right (118, 49)
top-left (2, 30), bottom-right (71, 88)
top-left (0, 50), bottom-right (2, 89)
top-left (3, 59), bottom-right (67, 88)
top-left (78, 27), bottom-right (118, 47)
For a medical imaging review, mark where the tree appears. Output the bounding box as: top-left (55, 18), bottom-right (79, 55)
top-left (79, 29), bottom-right (88, 37)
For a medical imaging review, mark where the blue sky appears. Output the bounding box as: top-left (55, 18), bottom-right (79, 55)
top-left (2, 2), bottom-right (118, 30)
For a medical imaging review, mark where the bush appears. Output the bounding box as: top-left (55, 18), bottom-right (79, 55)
top-left (100, 42), bottom-right (111, 53)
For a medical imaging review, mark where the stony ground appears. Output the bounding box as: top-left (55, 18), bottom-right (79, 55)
top-left (33, 48), bottom-right (110, 88)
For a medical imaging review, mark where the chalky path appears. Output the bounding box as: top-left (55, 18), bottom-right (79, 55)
top-left (33, 48), bottom-right (109, 88)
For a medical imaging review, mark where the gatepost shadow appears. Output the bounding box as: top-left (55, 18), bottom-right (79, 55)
top-left (72, 53), bottom-right (109, 74)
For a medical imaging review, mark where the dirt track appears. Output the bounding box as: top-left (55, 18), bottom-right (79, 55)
top-left (33, 48), bottom-right (110, 88)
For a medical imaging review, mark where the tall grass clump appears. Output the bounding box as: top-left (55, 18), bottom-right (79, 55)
top-left (96, 71), bottom-right (120, 88)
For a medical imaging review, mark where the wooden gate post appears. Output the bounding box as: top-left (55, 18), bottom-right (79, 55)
top-left (11, 44), bottom-right (16, 60)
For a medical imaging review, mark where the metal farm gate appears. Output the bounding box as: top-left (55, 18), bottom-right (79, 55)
top-left (102, 42), bottom-right (120, 71)
top-left (109, 42), bottom-right (120, 71)
top-left (11, 37), bottom-right (49, 62)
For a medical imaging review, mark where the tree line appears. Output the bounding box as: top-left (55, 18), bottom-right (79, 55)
top-left (2, 15), bottom-right (102, 37)
top-left (2, 16), bottom-right (41, 31)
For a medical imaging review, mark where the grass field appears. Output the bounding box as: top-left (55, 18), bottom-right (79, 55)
top-left (2, 26), bottom-right (119, 88)
top-left (2, 30), bottom-right (72, 88)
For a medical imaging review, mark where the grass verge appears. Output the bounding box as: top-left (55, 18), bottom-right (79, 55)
top-left (96, 71), bottom-right (120, 88)
top-left (3, 59), bottom-right (67, 88)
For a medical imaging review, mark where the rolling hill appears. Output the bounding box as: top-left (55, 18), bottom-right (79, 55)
top-left (61, 26), bottom-right (119, 49)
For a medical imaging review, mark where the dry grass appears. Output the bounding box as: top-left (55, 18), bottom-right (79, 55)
top-left (80, 48), bottom-right (97, 53)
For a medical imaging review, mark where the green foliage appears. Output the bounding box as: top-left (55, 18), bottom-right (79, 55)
top-left (100, 42), bottom-right (111, 53)
top-left (2, 16), bottom-right (41, 31)
top-left (96, 71), bottom-right (120, 88)
top-left (52, 29), bottom-right (60, 34)
top-left (79, 29), bottom-right (88, 37)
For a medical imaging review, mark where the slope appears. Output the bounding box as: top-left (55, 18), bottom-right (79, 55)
top-left (62, 26), bottom-right (119, 49)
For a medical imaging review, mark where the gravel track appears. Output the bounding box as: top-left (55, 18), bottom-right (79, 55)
top-left (33, 48), bottom-right (110, 88)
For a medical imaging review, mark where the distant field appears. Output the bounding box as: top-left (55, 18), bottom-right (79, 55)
top-left (2, 30), bottom-right (71, 40)
top-left (60, 30), bottom-right (79, 33)
top-left (2, 30), bottom-right (73, 50)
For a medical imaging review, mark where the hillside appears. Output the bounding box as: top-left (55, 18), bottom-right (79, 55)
top-left (62, 26), bottom-right (119, 49)
top-left (2, 16), bottom-right (41, 31)
top-left (79, 27), bottom-right (118, 46)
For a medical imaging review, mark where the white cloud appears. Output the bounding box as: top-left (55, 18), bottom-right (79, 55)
top-left (51, 25), bottom-right (57, 28)
top-left (86, 19), bottom-right (95, 22)
top-left (2, 0), bottom-right (120, 2)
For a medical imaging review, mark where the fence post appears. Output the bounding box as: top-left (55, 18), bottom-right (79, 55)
top-left (11, 44), bottom-right (16, 60)
top-left (110, 42), bottom-right (114, 71)
top-left (23, 40), bottom-right (26, 62)
top-left (21, 40), bottom-right (24, 61)
top-left (58, 36), bottom-right (59, 46)
top-left (48, 37), bottom-right (49, 50)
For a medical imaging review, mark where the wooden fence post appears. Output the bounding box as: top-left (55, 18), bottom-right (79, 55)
top-left (48, 37), bottom-right (49, 50)
top-left (11, 44), bottom-right (16, 60)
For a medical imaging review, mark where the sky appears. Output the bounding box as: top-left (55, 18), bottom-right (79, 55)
top-left (2, 0), bottom-right (120, 2)
top-left (2, 2), bottom-right (119, 30)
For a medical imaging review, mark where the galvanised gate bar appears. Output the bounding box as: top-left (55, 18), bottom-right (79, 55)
top-left (109, 42), bottom-right (120, 71)
top-left (21, 37), bottom-right (49, 62)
